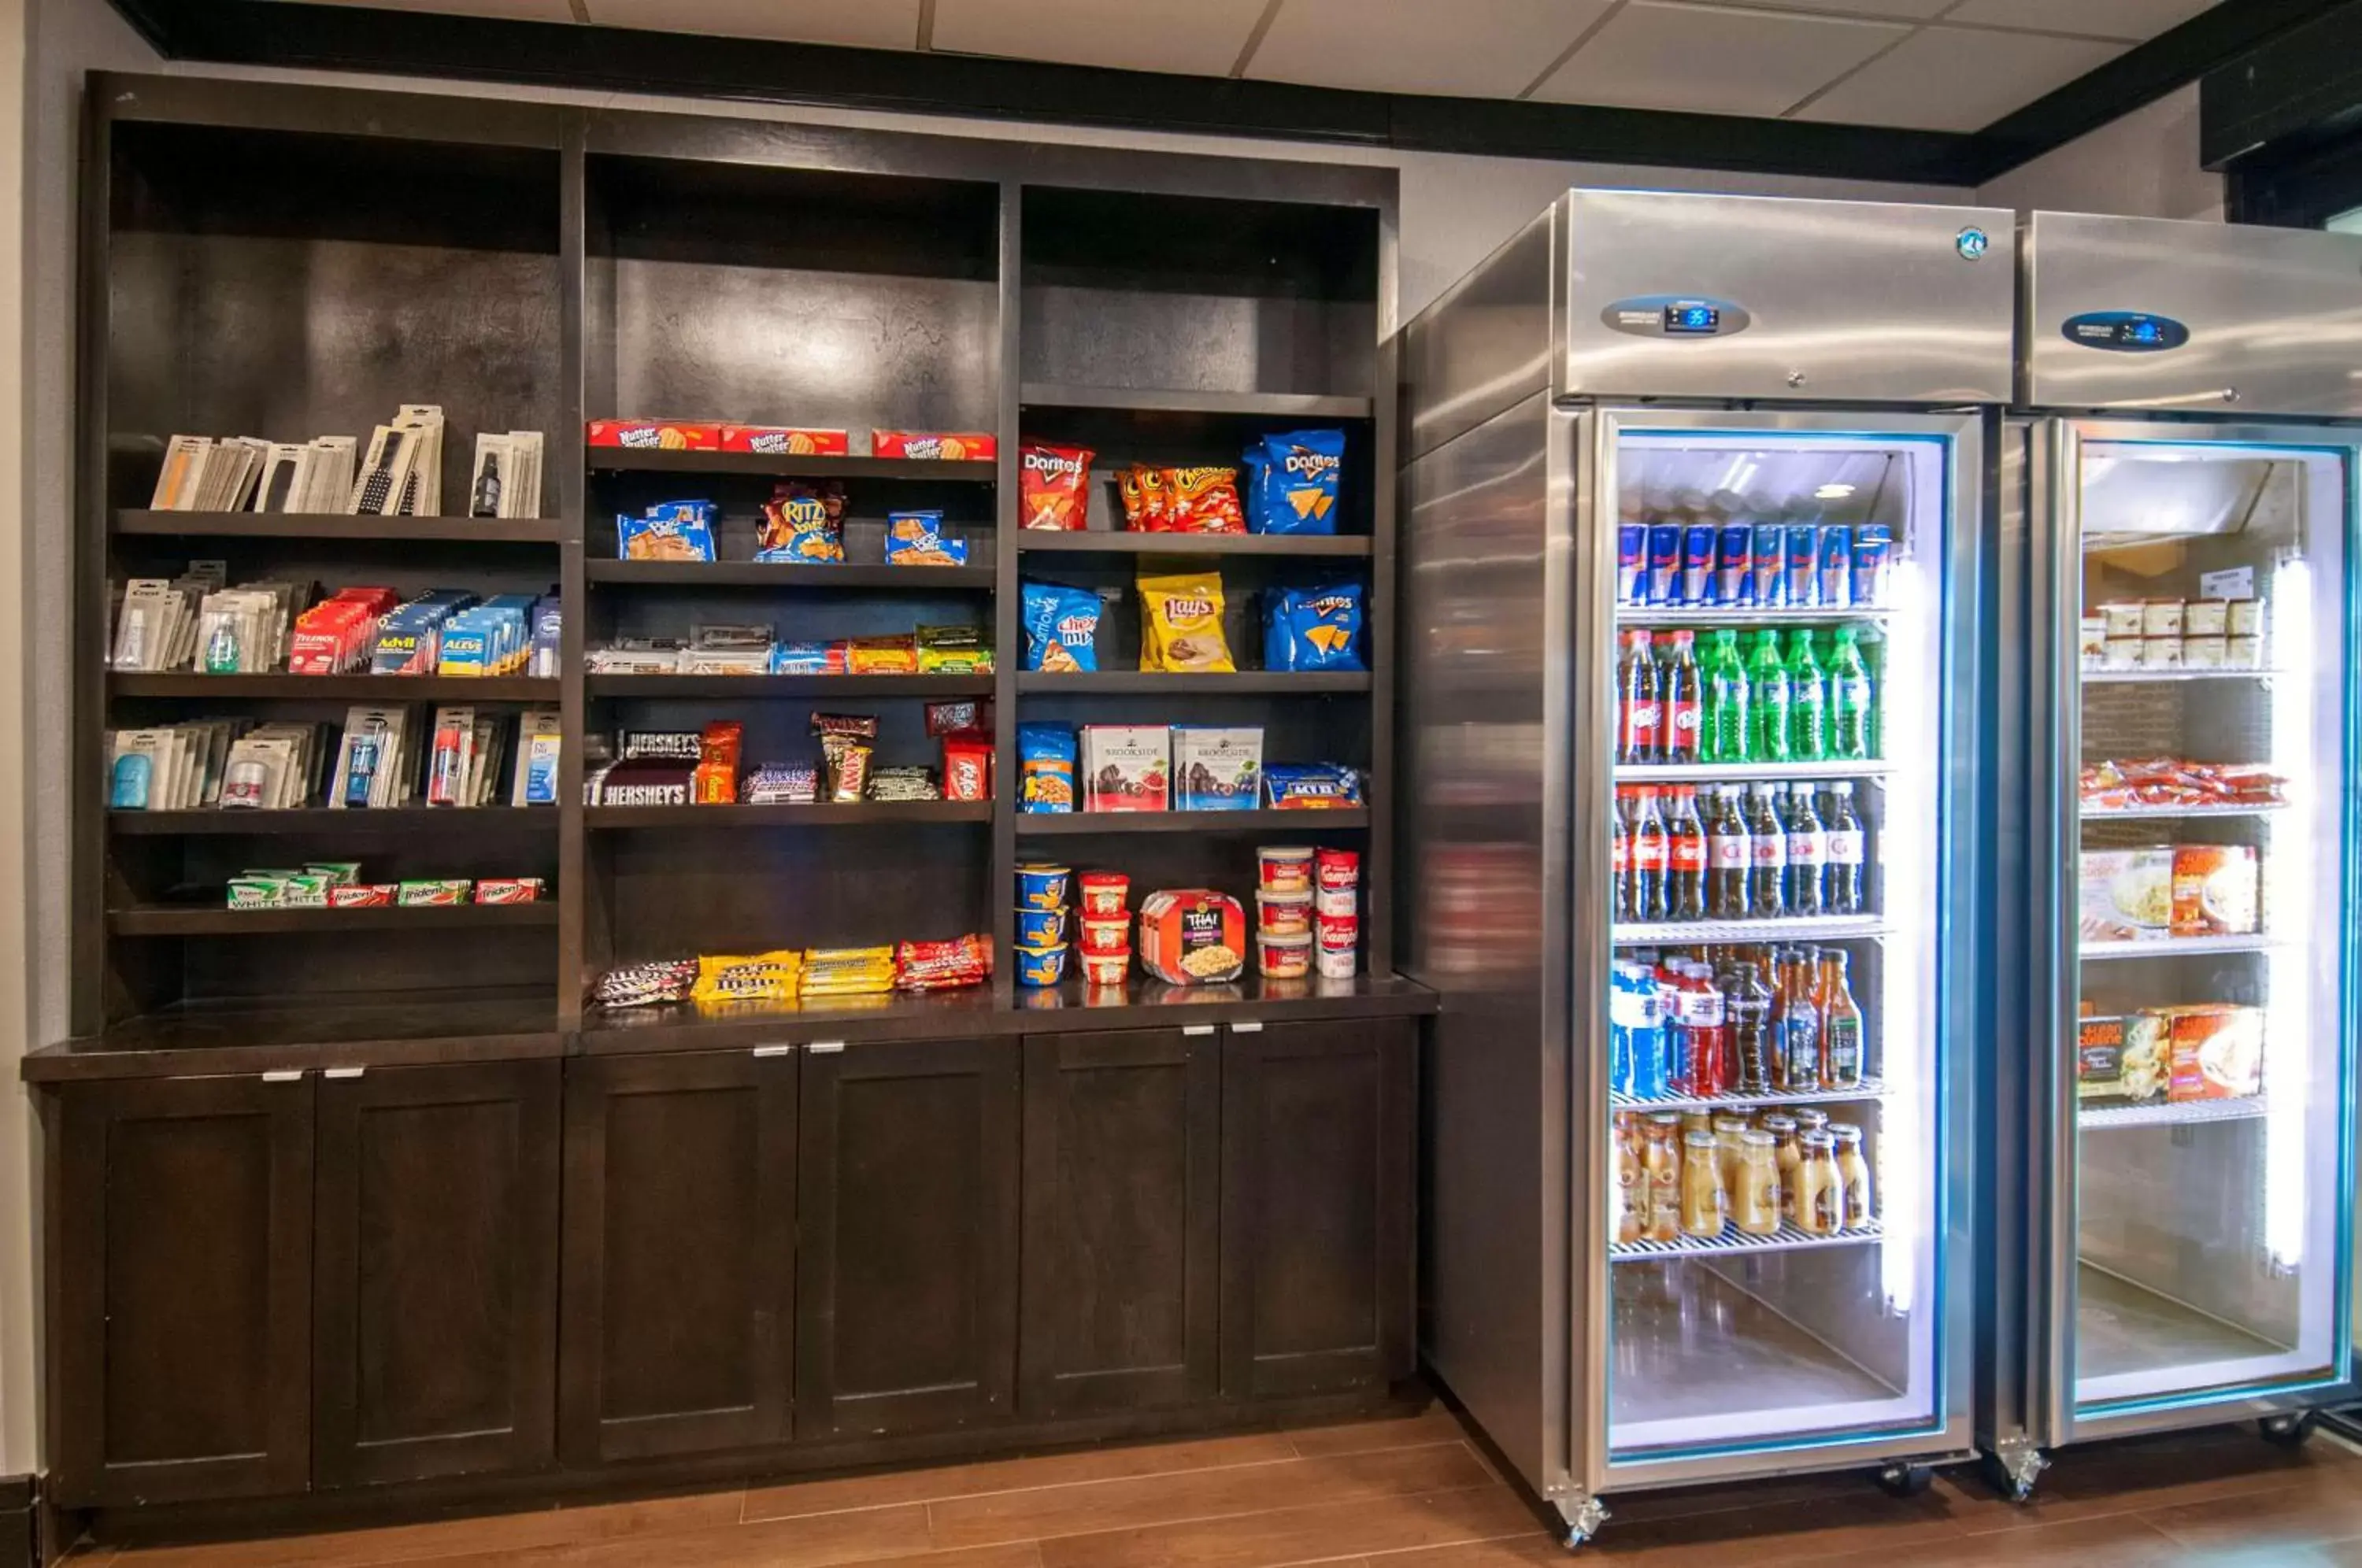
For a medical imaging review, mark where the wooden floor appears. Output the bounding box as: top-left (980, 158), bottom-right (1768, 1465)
top-left (64, 1407), bottom-right (2362, 1566)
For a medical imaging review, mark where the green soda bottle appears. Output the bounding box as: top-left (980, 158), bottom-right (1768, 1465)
top-left (1702, 629), bottom-right (1751, 763)
top-left (1827, 627), bottom-right (1875, 761)
top-left (1746, 629), bottom-right (1790, 763)
top-left (1786, 628), bottom-right (1828, 762)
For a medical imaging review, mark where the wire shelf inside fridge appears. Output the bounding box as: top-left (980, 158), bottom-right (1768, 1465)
top-left (1615, 760), bottom-right (1892, 784)
top-left (1610, 1217), bottom-right (1885, 1263)
top-left (2079, 1096), bottom-right (2270, 1131)
top-left (2082, 801), bottom-right (2288, 822)
top-left (1612, 1079), bottom-right (1887, 1114)
top-left (2080, 934), bottom-right (2287, 961)
top-left (2082, 668), bottom-right (2288, 685)
top-left (1616, 915), bottom-right (1888, 945)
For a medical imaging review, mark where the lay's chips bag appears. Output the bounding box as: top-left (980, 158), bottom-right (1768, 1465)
top-left (1264, 583), bottom-right (1365, 673)
top-left (1243, 429), bottom-right (1344, 534)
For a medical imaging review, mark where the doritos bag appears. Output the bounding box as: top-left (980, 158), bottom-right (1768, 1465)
top-left (1264, 583), bottom-right (1365, 672)
top-left (1245, 430), bottom-right (1344, 534)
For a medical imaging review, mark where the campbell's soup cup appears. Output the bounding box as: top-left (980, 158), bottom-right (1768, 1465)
top-left (1016, 862), bottom-right (1072, 911)
top-left (1316, 945), bottom-right (1357, 979)
top-left (1315, 888), bottom-right (1358, 919)
top-left (1314, 847), bottom-right (1360, 893)
top-left (1257, 845), bottom-right (1316, 893)
top-left (1015, 905), bottom-right (1068, 948)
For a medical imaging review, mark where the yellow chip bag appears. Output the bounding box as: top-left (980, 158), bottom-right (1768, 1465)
top-left (1137, 570), bottom-right (1235, 673)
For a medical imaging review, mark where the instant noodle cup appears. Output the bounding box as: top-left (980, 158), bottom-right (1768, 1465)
top-left (1080, 949), bottom-right (1131, 988)
top-left (1254, 889), bottom-right (1313, 937)
top-left (1315, 846), bottom-right (1360, 893)
top-left (1016, 862), bottom-right (1072, 911)
top-left (1257, 845), bottom-right (1316, 893)
top-left (1015, 906), bottom-right (1068, 948)
top-left (1077, 871), bottom-right (1130, 917)
top-left (1257, 931), bottom-right (1312, 980)
top-left (1316, 888), bottom-right (1359, 919)
top-left (1079, 916), bottom-right (1131, 956)
top-left (1015, 943), bottom-right (1070, 988)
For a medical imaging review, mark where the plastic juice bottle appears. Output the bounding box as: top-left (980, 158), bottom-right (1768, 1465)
top-left (1786, 628), bottom-right (1828, 762)
top-left (1746, 629), bottom-right (1791, 763)
top-left (1702, 628), bottom-right (1751, 763)
top-left (1827, 627), bottom-right (1875, 762)
top-left (1816, 949), bottom-right (1865, 1088)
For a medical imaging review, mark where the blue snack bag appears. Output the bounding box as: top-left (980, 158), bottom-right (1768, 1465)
top-left (1244, 430), bottom-right (1344, 534)
top-left (1264, 583), bottom-right (1365, 673)
top-left (1017, 723), bottom-right (1078, 813)
top-left (1020, 581), bottom-right (1102, 673)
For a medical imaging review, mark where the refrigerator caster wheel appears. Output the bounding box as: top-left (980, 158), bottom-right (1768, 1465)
top-left (2260, 1412), bottom-right (2319, 1448)
top-left (1981, 1452), bottom-right (2040, 1503)
top-left (1875, 1463), bottom-right (1933, 1498)
top-left (1557, 1494), bottom-right (1609, 1550)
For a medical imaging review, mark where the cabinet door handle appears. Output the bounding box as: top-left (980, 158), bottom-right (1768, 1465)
top-left (1180, 1025), bottom-right (1216, 1037)
top-left (322, 1067), bottom-right (366, 1079)
top-left (806, 1040), bottom-right (847, 1055)
top-left (751, 1045), bottom-right (794, 1058)
top-left (260, 1070), bottom-right (305, 1082)
top-left (1231, 1020), bottom-right (1264, 1034)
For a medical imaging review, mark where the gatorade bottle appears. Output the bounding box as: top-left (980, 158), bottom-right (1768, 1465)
top-left (1746, 629), bottom-right (1790, 764)
top-left (1786, 628), bottom-right (1828, 763)
top-left (1827, 627), bottom-right (1875, 762)
top-left (1702, 628), bottom-right (1752, 764)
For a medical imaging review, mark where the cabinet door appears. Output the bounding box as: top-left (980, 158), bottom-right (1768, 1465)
top-left (797, 1038), bottom-right (1020, 1438)
top-left (313, 1060), bottom-right (561, 1488)
top-left (1019, 1029), bottom-right (1218, 1416)
top-left (1220, 1019), bottom-right (1416, 1400)
top-left (50, 1074), bottom-right (315, 1507)
top-left (559, 1051), bottom-right (796, 1465)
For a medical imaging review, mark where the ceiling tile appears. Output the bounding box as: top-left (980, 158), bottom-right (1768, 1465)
top-left (1792, 24), bottom-right (2123, 130)
top-left (1247, 0), bottom-right (1613, 98)
top-left (931, 0), bottom-right (1270, 77)
top-left (582, 0), bottom-right (923, 50)
top-left (1533, 1), bottom-right (1905, 119)
top-left (1686, 0), bottom-right (1951, 17)
top-left (299, 0), bottom-right (578, 21)
top-left (1945, 0), bottom-right (2219, 42)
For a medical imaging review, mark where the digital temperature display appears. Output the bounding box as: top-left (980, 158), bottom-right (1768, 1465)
top-left (2122, 318), bottom-right (2164, 346)
top-left (1663, 304), bottom-right (1720, 335)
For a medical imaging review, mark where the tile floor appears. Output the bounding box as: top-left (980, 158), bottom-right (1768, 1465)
top-left (60, 1405), bottom-right (2362, 1566)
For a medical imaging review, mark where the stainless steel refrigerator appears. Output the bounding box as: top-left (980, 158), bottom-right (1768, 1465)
top-left (1399, 190), bottom-right (2011, 1544)
top-left (1983, 212), bottom-right (2362, 1498)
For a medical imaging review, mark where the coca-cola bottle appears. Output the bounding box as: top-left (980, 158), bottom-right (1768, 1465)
top-left (1611, 787), bottom-right (1632, 923)
top-left (1617, 630), bottom-right (1661, 764)
top-left (1822, 782), bottom-right (1866, 915)
top-left (1745, 782), bottom-right (1786, 917)
top-left (1705, 783), bottom-right (1751, 920)
top-left (1629, 786), bottom-right (1669, 923)
top-left (1783, 782), bottom-right (1827, 917)
top-left (1666, 786), bottom-right (1708, 923)
top-left (1660, 630), bottom-right (1703, 764)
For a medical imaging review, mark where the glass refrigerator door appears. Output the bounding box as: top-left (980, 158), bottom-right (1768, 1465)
top-left (2062, 431), bottom-right (2355, 1421)
top-left (1601, 423), bottom-right (1955, 1462)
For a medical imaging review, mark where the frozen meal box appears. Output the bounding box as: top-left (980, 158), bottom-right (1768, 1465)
top-left (2079, 847), bottom-right (2174, 942)
top-left (2120, 1010), bottom-right (2169, 1103)
top-left (2077, 1015), bottom-right (2126, 1103)
top-left (2168, 1004), bottom-right (2264, 1101)
top-left (2171, 844), bottom-right (2260, 937)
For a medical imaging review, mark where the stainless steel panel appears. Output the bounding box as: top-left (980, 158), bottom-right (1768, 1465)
top-left (2021, 213), bottom-right (2362, 417)
top-left (1399, 209), bottom-right (1559, 464)
top-left (1401, 387), bottom-right (1572, 1500)
top-left (1559, 192), bottom-right (2013, 405)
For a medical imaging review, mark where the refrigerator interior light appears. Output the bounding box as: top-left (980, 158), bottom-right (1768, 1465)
top-left (1879, 556), bottom-right (1930, 1318)
top-left (2264, 550), bottom-right (2313, 1272)
top-left (1816, 483), bottom-right (1857, 500)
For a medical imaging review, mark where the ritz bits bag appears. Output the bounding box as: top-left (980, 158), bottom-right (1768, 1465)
top-left (1137, 569), bottom-right (1235, 673)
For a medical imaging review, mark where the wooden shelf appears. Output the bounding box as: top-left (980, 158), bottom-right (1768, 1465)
top-left (113, 511), bottom-right (564, 542)
top-left (1016, 671), bottom-right (1370, 695)
top-left (110, 902), bottom-right (557, 936)
top-left (1020, 384), bottom-right (1374, 420)
top-left (586, 801), bottom-right (993, 829)
top-left (1014, 532), bottom-right (1369, 558)
top-left (587, 673), bottom-right (994, 699)
top-left (1017, 808), bottom-right (1368, 835)
top-left (588, 449), bottom-right (995, 483)
top-left (587, 560), bottom-right (994, 589)
top-left (109, 673), bottom-right (560, 701)
top-left (109, 808), bottom-right (557, 836)
top-left (24, 988), bottom-right (565, 1082)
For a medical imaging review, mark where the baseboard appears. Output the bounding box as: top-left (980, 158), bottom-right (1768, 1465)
top-left (0, 1475), bottom-right (37, 1568)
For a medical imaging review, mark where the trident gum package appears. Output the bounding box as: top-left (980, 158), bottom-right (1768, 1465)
top-left (1243, 430), bottom-right (1344, 534)
top-left (1020, 444), bottom-right (1094, 531)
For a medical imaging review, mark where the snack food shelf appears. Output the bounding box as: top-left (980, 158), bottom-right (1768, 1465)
top-left (584, 802), bottom-right (994, 830)
top-left (2079, 1096), bottom-right (2271, 1131)
top-left (1017, 383), bottom-right (1375, 420)
top-left (113, 510), bottom-right (565, 545)
top-left (1613, 760), bottom-right (1893, 784)
top-left (1609, 1217), bottom-right (1886, 1263)
top-left (1614, 915), bottom-right (1889, 945)
top-left (1611, 1078), bottom-right (1889, 1114)
top-left (1014, 671), bottom-right (1372, 695)
top-left (109, 806), bottom-right (557, 836)
top-left (587, 674), bottom-right (995, 700)
top-left (109, 902), bottom-right (559, 937)
top-left (1614, 607), bottom-right (1896, 627)
top-left (2082, 802), bottom-right (2289, 821)
top-left (1013, 532), bottom-right (1372, 559)
top-left (1016, 808), bottom-right (1368, 836)
top-left (2080, 934), bottom-right (2289, 961)
top-left (2082, 668), bottom-right (2289, 685)
top-left (588, 450), bottom-right (997, 483)
top-left (585, 560), bottom-right (994, 590)
top-left (110, 673), bottom-right (561, 702)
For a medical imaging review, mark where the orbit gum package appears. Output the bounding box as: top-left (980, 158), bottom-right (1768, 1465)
top-left (1020, 444), bottom-right (1094, 531)
top-left (1242, 430), bottom-right (1345, 534)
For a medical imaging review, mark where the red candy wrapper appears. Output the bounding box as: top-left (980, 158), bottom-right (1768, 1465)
top-left (942, 735), bottom-right (994, 801)
top-left (894, 934), bottom-right (994, 993)
top-left (872, 430), bottom-right (996, 461)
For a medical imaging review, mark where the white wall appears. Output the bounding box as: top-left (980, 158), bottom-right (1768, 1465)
top-left (0, 0), bottom-right (31, 1488)
top-left (1978, 83), bottom-right (2223, 223)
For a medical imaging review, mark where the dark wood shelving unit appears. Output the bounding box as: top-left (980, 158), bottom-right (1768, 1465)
top-left (587, 560), bottom-right (994, 589)
top-left (110, 673), bottom-right (561, 701)
top-left (587, 449), bottom-right (996, 483)
top-left (109, 902), bottom-right (559, 937)
top-left (114, 510), bottom-right (565, 543)
top-left (1016, 808), bottom-right (1368, 835)
top-left (109, 807), bottom-right (558, 836)
top-left (585, 801), bottom-right (993, 829)
top-left (1013, 532), bottom-right (1371, 558)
